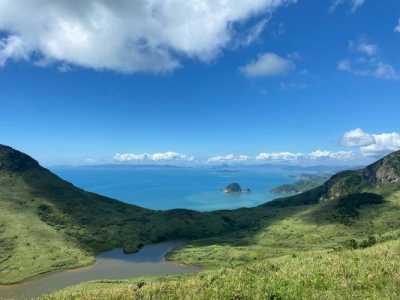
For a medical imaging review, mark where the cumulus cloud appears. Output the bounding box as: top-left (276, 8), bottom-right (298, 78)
top-left (338, 38), bottom-right (400, 81)
top-left (208, 154), bottom-right (250, 163)
top-left (0, 0), bottom-right (296, 73)
top-left (256, 152), bottom-right (304, 161)
top-left (341, 128), bottom-right (375, 147)
top-left (330, 0), bottom-right (366, 13)
top-left (360, 133), bottom-right (400, 157)
top-left (342, 129), bottom-right (400, 157)
top-left (240, 52), bottom-right (295, 77)
top-left (309, 150), bottom-right (353, 160)
top-left (114, 152), bottom-right (194, 162)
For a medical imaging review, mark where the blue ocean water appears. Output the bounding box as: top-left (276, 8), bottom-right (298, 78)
top-left (51, 166), bottom-right (295, 211)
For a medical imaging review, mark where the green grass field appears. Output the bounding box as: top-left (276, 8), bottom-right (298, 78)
top-left (0, 171), bottom-right (94, 284)
top-left (169, 190), bottom-right (400, 268)
top-left (42, 238), bottom-right (400, 299)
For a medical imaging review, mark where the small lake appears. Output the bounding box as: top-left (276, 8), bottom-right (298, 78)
top-left (0, 241), bottom-right (199, 300)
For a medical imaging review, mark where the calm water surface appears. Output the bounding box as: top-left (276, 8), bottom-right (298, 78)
top-left (52, 166), bottom-right (294, 211)
top-left (0, 241), bottom-right (198, 300)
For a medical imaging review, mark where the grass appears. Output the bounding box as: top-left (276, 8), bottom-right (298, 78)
top-left (41, 240), bottom-right (400, 300)
top-left (171, 190), bottom-right (400, 266)
top-left (271, 174), bottom-right (329, 195)
top-left (0, 172), bottom-right (94, 284)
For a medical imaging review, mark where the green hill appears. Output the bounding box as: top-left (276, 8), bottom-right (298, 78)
top-left (1, 145), bottom-right (400, 299)
top-left (271, 174), bottom-right (330, 195)
top-left (0, 145), bottom-right (256, 284)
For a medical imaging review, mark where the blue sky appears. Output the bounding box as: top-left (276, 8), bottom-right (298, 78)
top-left (0, 0), bottom-right (399, 166)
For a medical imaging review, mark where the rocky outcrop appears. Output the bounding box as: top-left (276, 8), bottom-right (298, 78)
top-left (362, 150), bottom-right (400, 185)
top-left (224, 183), bottom-right (242, 193)
top-left (224, 183), bottom-right (251, 193)
top-left (321, 150), bottom-right (400, 201)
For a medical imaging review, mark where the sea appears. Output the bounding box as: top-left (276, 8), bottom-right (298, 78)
top-left (51, 165), bottom-right (299, 211)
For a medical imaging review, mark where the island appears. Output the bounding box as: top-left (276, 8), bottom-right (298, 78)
top-left (224, 183), bottom-right (251, 193)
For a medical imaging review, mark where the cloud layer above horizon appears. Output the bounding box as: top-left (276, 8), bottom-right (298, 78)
top-left (0, 0), bottom-right (296, 73)
top-left (111, 128), bottom-right (400, 165)
top-left (114, 152), bottom-right (194, 162)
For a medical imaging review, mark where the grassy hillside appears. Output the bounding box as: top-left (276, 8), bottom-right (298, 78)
top-left (271, 174), bottom-right (330, 195)
top-left (42, 239), bottom-right (400, 300)
top-left (0, 145), bottom-right (258, 284)
top-left (41, 150), bottom-right (400, 299)
top-left (1, 144), bottom-right (400, 299)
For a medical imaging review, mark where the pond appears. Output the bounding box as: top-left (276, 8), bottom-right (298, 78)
top-left (0, 241), bottom-right (199, 300)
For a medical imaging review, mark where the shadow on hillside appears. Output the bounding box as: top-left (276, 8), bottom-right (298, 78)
top-left (20, 165), bottom-right (318, 255)
top-left (22, 166), bottom-right (396, 258)
top-left (302, 192), bottom-right (392, 227)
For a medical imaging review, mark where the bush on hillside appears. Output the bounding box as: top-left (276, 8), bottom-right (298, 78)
top-left (335, 193), bottom-right (384, 225)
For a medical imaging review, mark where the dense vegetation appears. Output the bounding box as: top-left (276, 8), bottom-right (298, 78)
top-left (1, 145), bottom-right (400, 299)
top-left (271, 174), bottom-right (330, 194)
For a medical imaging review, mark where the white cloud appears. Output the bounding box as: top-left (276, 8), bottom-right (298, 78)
top-left (309, 150), bottom-right (353, 160)
top-left (338, 60), bottom-right (400, 80)
top-left (341, 128), bottom-right (375, 147)
top-left (240, 52), bottom-right (295, 77)
top-left (208, 154), bottom-right (250, 163)
top-left (114, 152), bottom-right (194, 162)
top-left (330, 0), bottom-right (366, 13)
top-left (360, 133), bottom-right (400, 157)
top-left (338, 38), bottom-right (400, 81)
top-left (341, 129), bottom-right (400, 157)
top-left (256, 150), bottom-right (353, 162)
top-left (0, 0), bottom-right (296, 73)
top-left (256, 152), bottom-right (304, 161)
top-left (395, 19), bottom-right (400, 33)
top-left (239, 17), bottom-right (270, 47)
top-left (0, 35), bottom-right (29, 66)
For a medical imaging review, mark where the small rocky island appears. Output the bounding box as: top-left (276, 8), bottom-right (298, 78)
top-left (224, 183), bottom-right (251, 193)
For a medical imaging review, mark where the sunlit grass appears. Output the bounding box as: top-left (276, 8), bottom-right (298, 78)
top-left (42, 240), bottom-right (400, 300)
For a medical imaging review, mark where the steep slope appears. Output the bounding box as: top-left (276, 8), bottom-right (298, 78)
top-left (323, 150), bottom-right (400, 200)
